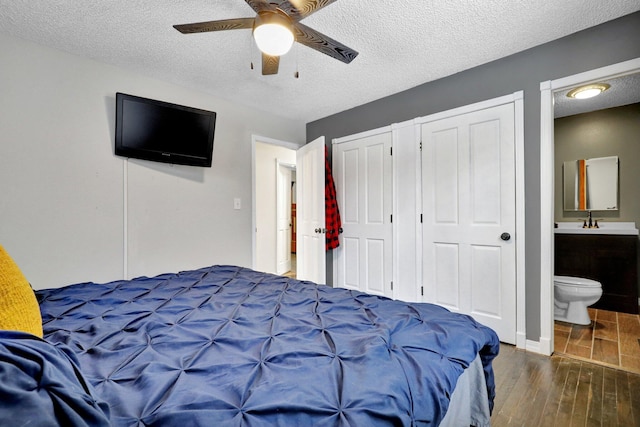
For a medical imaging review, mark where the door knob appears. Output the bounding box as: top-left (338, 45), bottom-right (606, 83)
top-left (500, 232), bottom-right (511, 241)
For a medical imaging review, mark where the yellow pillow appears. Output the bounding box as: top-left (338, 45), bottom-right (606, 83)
top-left (0, 244), bottom-right (43, 337)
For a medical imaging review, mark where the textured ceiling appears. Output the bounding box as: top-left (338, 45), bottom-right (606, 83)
top-left (554, 73), bottom-right (640, 118)
top-left (1, 0), bottom-right (639, 123)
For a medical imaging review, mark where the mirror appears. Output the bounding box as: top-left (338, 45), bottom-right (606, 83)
top-left (563, 156), bottom-right (618, 211)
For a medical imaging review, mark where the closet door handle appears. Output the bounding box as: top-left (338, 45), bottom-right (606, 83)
top-left (500, 232), bottom-right (511, 241)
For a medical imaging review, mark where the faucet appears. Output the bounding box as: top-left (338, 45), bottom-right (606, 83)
top-left (581, 211), bottom-right (599, 229)
top-left (583, 211), bottom-right (593, 229)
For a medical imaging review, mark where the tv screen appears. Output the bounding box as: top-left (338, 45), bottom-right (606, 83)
top-left (115, 92), bottom-right (216, 167)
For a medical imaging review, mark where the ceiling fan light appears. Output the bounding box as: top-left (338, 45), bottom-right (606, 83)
top-left (253, 11), bottom-right (294, 57)
top-left (566, 83), bottom-right (610, 99)
top-left (254, 24), bottom-right (294, 56)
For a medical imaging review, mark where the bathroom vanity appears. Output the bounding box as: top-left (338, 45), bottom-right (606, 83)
top-left (554, 222), bottom-right (639, 314)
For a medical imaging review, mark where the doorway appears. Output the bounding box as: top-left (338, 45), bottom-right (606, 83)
top-left (539, 57), bottom-right (640, 358)
top-left (252, 135), bottom-right (298, 277)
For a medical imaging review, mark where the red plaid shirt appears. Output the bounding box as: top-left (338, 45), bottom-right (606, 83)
top-left (325, 146), bottom-right (342, 251)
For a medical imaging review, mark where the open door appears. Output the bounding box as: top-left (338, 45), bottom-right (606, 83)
top-left (296, 136), bottom-right (326, 284)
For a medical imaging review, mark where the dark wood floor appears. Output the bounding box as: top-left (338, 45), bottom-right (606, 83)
top-left (491, 344), bottom-right (640, 426)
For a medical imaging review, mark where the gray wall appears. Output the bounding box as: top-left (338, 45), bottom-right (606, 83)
top-left (307, 12), bottom-right (640, 341)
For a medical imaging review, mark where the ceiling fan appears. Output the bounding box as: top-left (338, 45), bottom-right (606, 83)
top-left (174, 0), bottom-right (359, 75)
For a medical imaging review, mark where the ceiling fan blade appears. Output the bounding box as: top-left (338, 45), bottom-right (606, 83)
top-left (280, 0), bottom-right (337, 21)
top-left (245, 0), bottom-right (276, 14)
top-left (294, 23), bottom-right (358, 64)
top-left (262, 54), bottom-right (280, 75)
top-left (174, 18), bottom-right (254, 34)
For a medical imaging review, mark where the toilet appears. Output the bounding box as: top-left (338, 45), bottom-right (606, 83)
top-left (554, 275), bottom-right (603, 325)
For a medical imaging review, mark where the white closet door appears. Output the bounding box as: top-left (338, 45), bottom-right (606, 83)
top-left (333, 132), bottom-right (392, 297)
top-left (421, 103), bottom-right (516, 344)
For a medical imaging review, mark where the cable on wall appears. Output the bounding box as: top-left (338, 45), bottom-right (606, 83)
top-left (123, 158), bottom-right (128, 280)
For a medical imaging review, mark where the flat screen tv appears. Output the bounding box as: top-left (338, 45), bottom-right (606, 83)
top-left (115, 92), bottom-right (216, 167)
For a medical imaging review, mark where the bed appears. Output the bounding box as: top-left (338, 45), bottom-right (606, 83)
top-left (1, 263), bottom-right (499, 426)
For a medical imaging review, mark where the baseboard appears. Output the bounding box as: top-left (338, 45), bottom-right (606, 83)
top-left (525, 340), bottom-right (540, 354)
top-left (525, 338), bottom-right (552, 356)
top-left (516, 331), bottom-right (526, 349)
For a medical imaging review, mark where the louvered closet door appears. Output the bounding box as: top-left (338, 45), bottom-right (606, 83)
top-left (333, 132), bottom-right (392, 297)
top-left (421, 103), bottom-right (516, 344)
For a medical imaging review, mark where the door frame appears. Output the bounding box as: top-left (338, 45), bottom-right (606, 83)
top-left (251, 134), bottom-right (300, 271)
top-left (539, 57), bottom-right (640, 356)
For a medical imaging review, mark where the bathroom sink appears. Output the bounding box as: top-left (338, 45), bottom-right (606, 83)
top-left (554, 221), bottom-right (639, 235)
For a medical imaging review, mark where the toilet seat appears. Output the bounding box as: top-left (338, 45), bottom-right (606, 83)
top-left (554, 275), bottom-right (601, 288)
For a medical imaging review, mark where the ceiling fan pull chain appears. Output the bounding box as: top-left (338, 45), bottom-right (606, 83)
top-left (249, 32), bottom-right (255, 71)
top-left (294, 44), bottom-right (299, 79)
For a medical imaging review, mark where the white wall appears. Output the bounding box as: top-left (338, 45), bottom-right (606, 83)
top-left (0, 33), bottom-right (304, 289)
top-left (254, 141), bottom-right (296, 274)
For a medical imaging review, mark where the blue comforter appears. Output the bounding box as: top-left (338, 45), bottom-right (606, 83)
top-left (0, 331), bottom-right (110, 426)
top-left (9, 265), bottom-right (498, 426)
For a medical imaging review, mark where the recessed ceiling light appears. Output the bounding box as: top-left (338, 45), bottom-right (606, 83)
top-left (566, 83), bottom-right (611, 100)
